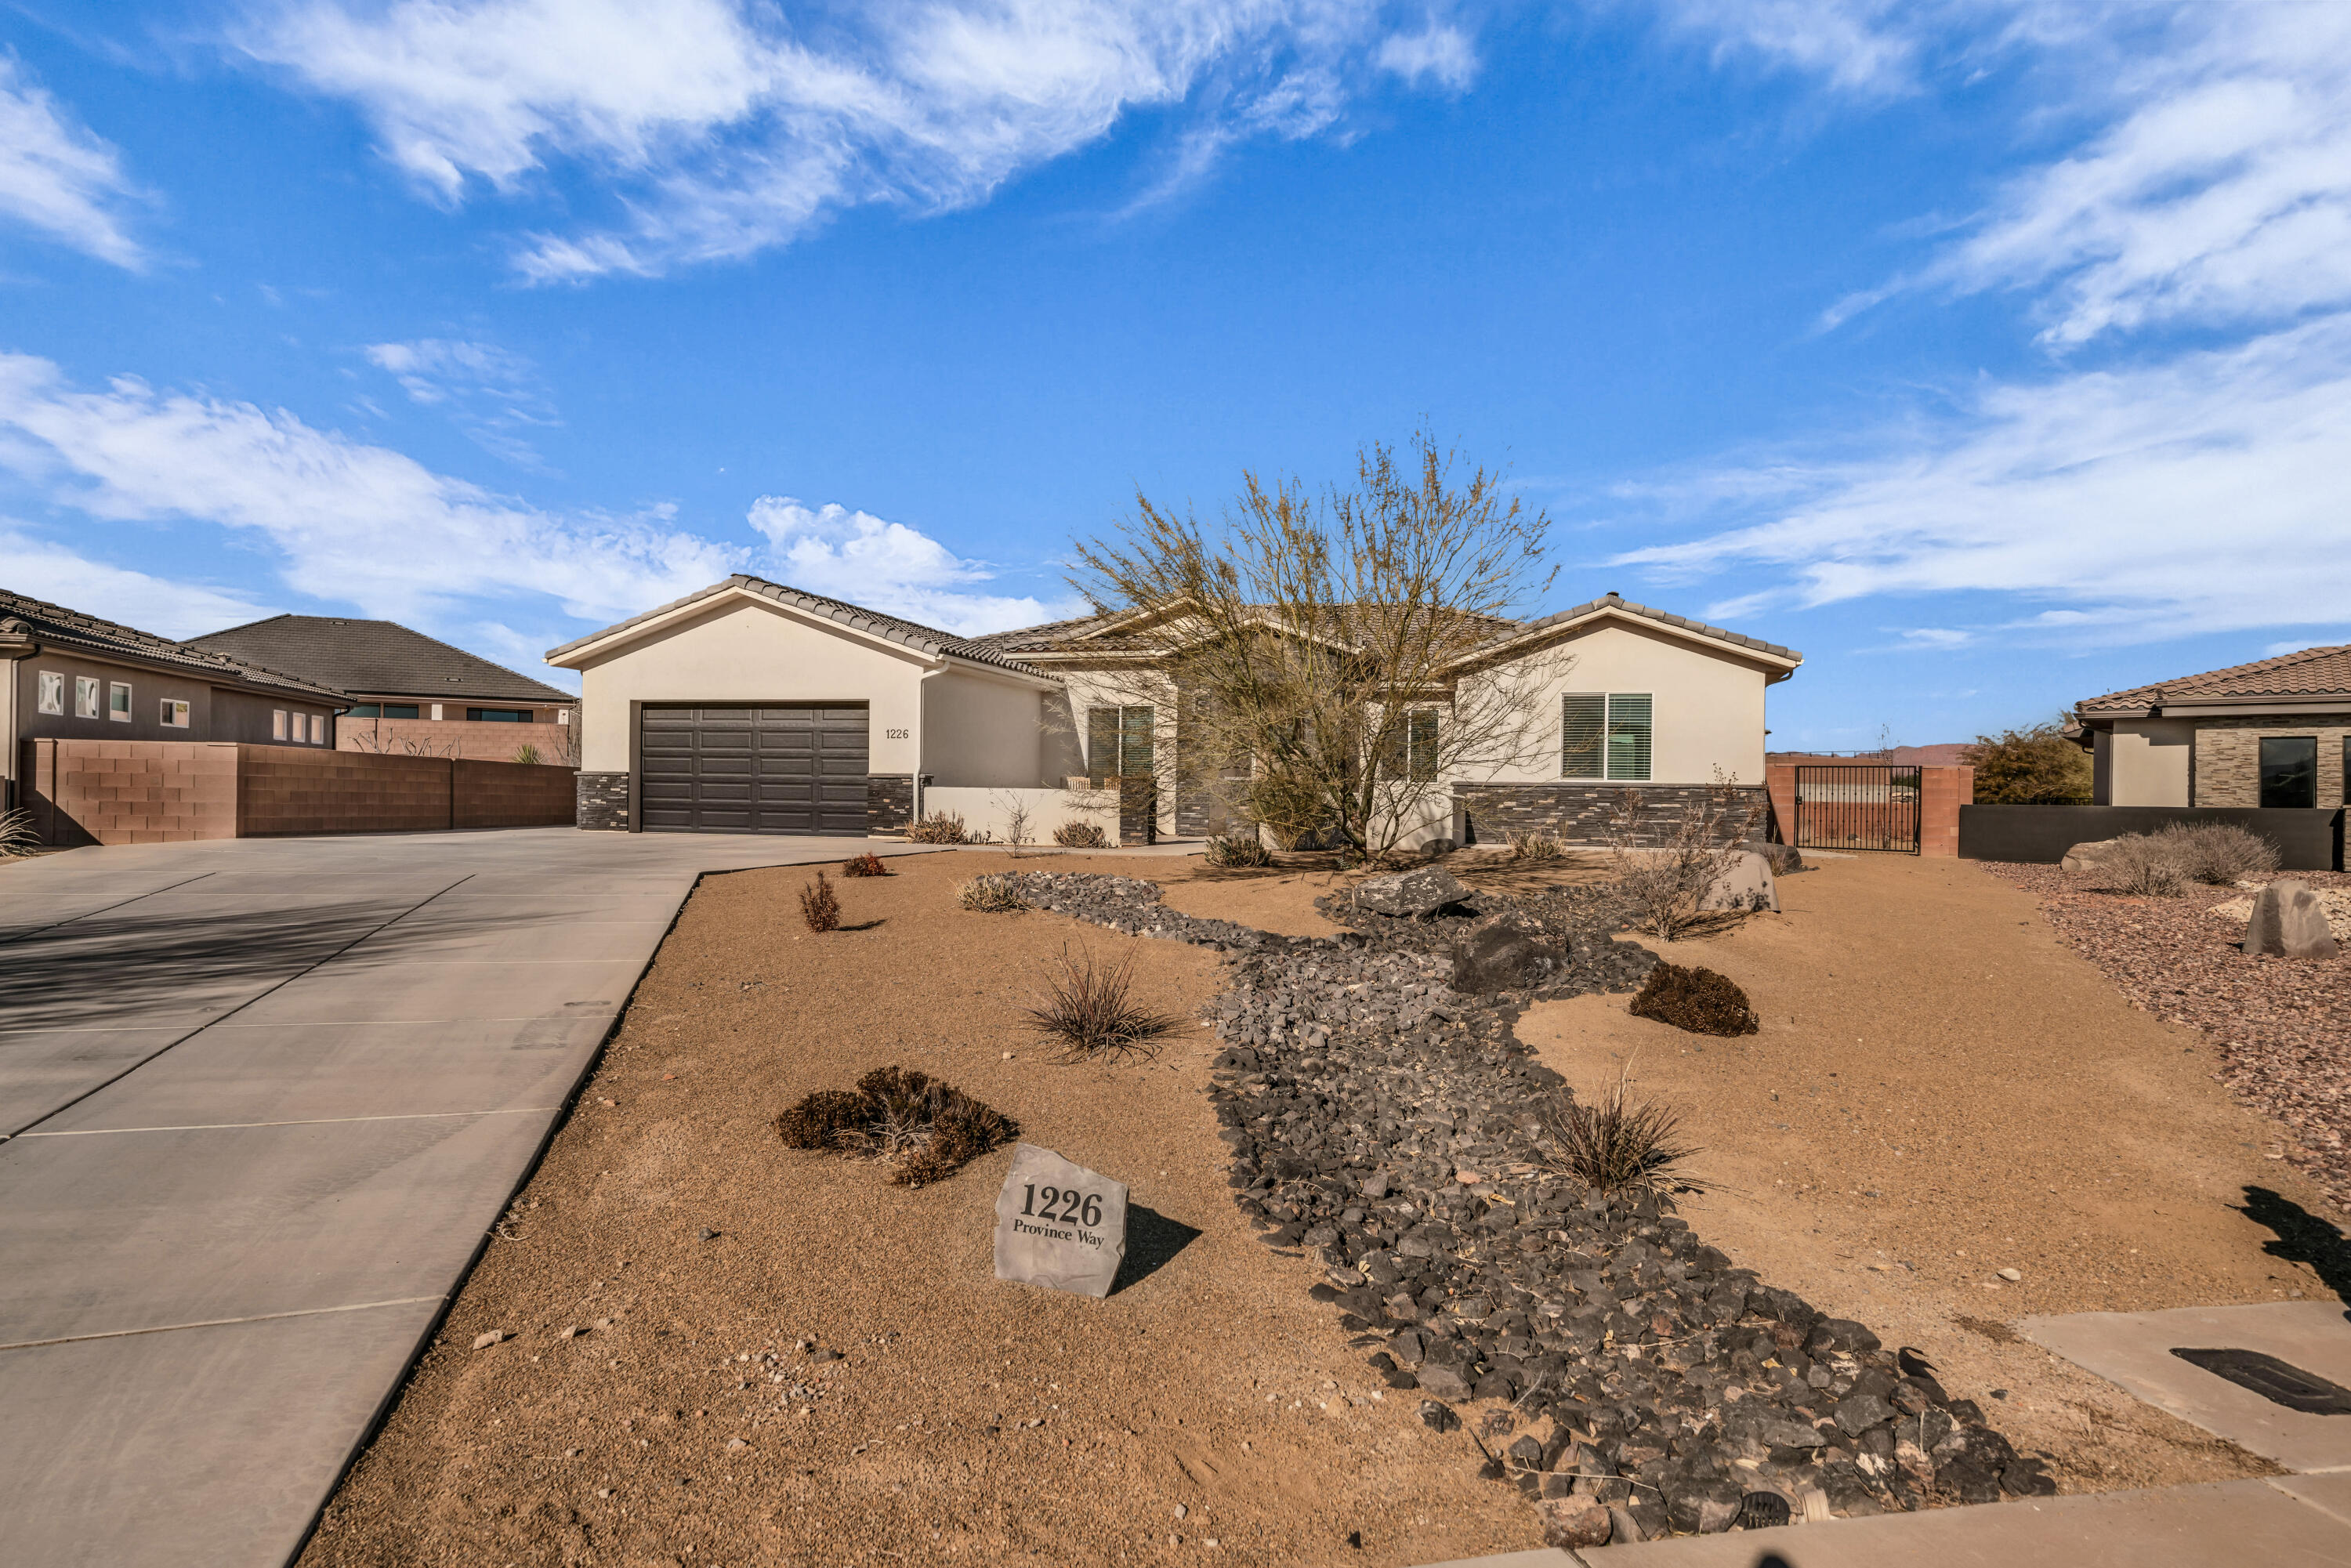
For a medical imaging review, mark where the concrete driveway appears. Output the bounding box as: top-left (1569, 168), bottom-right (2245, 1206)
top-left (0, 827), bottom-right (919, 1567)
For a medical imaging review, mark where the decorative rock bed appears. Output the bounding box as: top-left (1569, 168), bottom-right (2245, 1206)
top-left (1002, 871), bottom-right (2052, 1546)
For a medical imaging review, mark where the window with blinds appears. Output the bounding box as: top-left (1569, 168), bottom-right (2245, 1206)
top-left (1087, 705), bottom-right (1155, 785)
top-left (1377, 708), bottom-right (1441, 781)
top-left (1563, 693), bottom-right (1652, 781)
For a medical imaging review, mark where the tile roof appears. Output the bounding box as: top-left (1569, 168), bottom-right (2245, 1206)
top-left (2078, 643), bottom-right (2351, 712)
top-left (544, 576), bottom-right (1050, 677)
top-left (188, 615), bottom-right (573, 704)
top-left (0, 587), bottom-right (342, 701)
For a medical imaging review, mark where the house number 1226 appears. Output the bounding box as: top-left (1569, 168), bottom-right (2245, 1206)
top-left (1023, 1184), bottom-right (1103, 1228)
top-left (885, 728), bottom-right (909, 739)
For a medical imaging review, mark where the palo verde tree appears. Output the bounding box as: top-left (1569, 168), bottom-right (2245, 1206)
top-left (1067, 430), bottom-right (1563, 859)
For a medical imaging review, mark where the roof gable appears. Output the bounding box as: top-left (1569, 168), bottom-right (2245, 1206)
top-left (188, 614), bottom-right (573, 704)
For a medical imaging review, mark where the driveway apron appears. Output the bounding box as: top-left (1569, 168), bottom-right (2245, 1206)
top-left (0, 827), bottom-right (904, 1568)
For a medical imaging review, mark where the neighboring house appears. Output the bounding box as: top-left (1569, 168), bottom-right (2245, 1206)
top-left (187, 615), bottom-right (575, 763)
top-left (2074, 643), bottom-right (2351, 809)
top-left (549, 576), bottom-right (1799, 842)
top-left (0, 588), bottom-right (343, 812)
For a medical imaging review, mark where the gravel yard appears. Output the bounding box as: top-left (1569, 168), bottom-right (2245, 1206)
top-left (1976, 862), bottom-right (2351, 1213)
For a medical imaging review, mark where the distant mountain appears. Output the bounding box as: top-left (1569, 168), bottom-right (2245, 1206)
top-left (1766, 743), bottom-right (1974, 766)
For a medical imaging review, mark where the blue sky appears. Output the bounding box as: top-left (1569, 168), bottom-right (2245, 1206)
top-left (1, 1), bottom-right (2346, 750)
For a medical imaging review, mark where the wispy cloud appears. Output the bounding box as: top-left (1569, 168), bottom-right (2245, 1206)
top-left (236, 0), bottom-right (1444, 279)
top-left (747, 495), bottom-right (1078, 635)
top-left (0, 522), bottom-right (271, 638)
top-left (364, 337), bottom-right (561, 468)
top-left (1377, 21), bottom-right (1477, 92)
top-left (0, 56), bottom-right (147, 268)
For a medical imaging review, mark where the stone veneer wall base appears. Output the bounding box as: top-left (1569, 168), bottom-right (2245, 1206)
top-left (867, 773), bottom-right (915, 837)
top-left (575, 771), bottom-right (629, 831)
top-left (1451, 781), bottom-right (1768, 848)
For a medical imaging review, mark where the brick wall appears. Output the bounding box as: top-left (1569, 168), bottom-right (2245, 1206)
top-left (24, 738), bottom-right (575, 844)
top-left (1920, 765), bottom-right (1973, 858)
top-left (2191, 716), bottom-right (2350, 807)
top-left (1451, 782), bottom-right (1767, 848)
top-left (339, 715), bottom-right (574, 764)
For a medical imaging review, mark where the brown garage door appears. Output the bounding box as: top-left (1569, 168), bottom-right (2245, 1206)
top-left (638, 705), bottom-right (868, 835)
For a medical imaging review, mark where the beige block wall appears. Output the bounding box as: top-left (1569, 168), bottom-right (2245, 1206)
top-left (340, 715), bottom-right (572, 762)
top-left (2192, 715), bottom-right (2350, 806)
top-left (918, 667), bottom-right (1048, 788)
top-left (566, 594), bottom-right (928, 777)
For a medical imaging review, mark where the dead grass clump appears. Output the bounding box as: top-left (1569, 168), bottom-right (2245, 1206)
top-left (1053, 820), bottom-right (1107, 848)
top-left (906, 810), bottom-right (969, 845)
top-left (1507, 830), bottom-right (1563, 863)
top-left (841, 852), bottom-right (891, 878)
top-left (2094, 835), bottom-right (2190, 897)
top-left (799, 871), bottom-right (842, 932)
top-left (1628, 961), bottom-right (1759, 1036)
top-left (1538, 1074), bottom-right (1708, 1199)
top-left (773, 1066), bottom-right (1016, 1186)
top-left (1024, 945), bottom-right (1181, 1060)
top-left (0, 807), bottom-right (38, 860)
top-left (958, 874), bottom-right (1029, 913)
top-left (1204, 831), bottom-right (1273, 868)
top-left (2155, 821), bottom-right (2281, 885)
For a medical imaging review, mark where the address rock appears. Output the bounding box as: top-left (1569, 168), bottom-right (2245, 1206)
top-left (1353, 867), bottom-right (1470, 918)
top-left (993, 1143), bottom-right (1128, 1298)
top-left (2247, 881), bottom-right (2341, 960)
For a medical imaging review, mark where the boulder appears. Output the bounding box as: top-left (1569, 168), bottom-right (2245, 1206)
top-left (2060, 838), bottom-right (2120, 874)
top-left (1353, 866), bottom-right (1471, 918)
top-left (1744, 839), bottom-right (1806, 875)
top-left (1700, 849), bottom-right (1780, 913)
top-left (2247, 881), bottom-right (2340, 960)
top-left (1535, 1499), bottom-right (1613, 1549)
top-left (1450, 911), bottom-right (1567, 993)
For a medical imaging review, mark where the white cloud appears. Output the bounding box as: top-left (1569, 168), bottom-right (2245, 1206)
top-left (364, 337), bottom-right (560, 467)
top-left (0, 523), bottom-right (273, 639)
top-left (747, 495), bottom-right (1076, 636)
top-left (1377, 22), bottom-right (1476, 92)
top-left (0, 57), bottom-right (147, 268)
top-left (1612, 315), bottom-right (2351, 643)
top-left (238, 0), bottom-right (1415, 278)
top-left (1650, 0), bottom-right (1928, 96)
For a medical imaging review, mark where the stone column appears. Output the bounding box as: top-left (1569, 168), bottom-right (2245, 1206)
top-left (574, 770), bottom-right (629, 831)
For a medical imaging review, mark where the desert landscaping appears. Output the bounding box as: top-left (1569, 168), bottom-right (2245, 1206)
top-left (295, 835), bottom-right (2349, 1567)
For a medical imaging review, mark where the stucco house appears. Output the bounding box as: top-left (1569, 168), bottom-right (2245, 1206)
top-left (2074, 643), bottom-right (2351, 809)
top-left (547, 576), bottom-right (1800, 842)
top-left (2, 587), bottom-right (343, 814)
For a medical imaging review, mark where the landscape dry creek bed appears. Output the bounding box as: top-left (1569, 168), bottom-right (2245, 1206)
top-left (1003, 869), bottom-right (2052, 1547)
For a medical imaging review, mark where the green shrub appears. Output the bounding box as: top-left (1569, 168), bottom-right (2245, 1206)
top-left (1965, 720), bottom-right (2093, 804)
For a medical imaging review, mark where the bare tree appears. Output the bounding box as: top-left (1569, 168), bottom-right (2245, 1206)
top-left (1603, 773), bottom-right (1762, 940)
top-left (1067, 431), bottom-right (1563, 859)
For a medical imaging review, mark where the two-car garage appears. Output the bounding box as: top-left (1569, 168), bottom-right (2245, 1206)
top-left (636, 704), bottom-right (868, 835)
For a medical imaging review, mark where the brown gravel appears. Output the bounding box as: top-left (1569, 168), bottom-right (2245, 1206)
top-left (298, 850), bottom-right (1536, 1568)
top-left (1977, 863), bottom-right (2351, 1214)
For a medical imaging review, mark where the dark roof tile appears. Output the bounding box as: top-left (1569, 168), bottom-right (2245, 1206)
top-left (0, 587), bottom-right (341, 701)
top-left (187, 616), bottom-right (573, 704)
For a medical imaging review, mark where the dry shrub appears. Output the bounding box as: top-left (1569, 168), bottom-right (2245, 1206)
top-left (906, 810), bottom-right (969, 845)
top-left (1053, 820), bottom-right (1107, 848)
top-left (1628, 961), bottom-right (1759, 1036)
top-left (773, 1066), bottom-right (1016, 1186)
top-left (1024, 944), bottom-right (1181, 1060)
top-left (799, 871), bottom-right (841, 932)
top-left (1538, 1073), bottom-right (1708, 1199)
top-left (2155, 821), bottom-right (2280, 885)
top-left (1204, 831), bottom-right (1273, 868)
top-left (841, 852), bottom-right (890, 878)
top-left (1507, 829), bottom-right (1563, 862)
top-left (958, 874), bottom-right (1029, 913)
top-left (2092, 835), bottom-right (2189, 897)
top-left (1605, 777), bottom-right (1760, 940)
top-left (0, 807), bottom-right (38, 861)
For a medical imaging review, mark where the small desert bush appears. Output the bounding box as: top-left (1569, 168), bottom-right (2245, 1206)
top-left (906, 810), bottom-right (969, 845)
top-left (957, 874), bottom-right (1029, 913)
top-left (2154, 821), bottom-right (2280, 885)
top-left (1628, 961), bottom-right (1759, 1036)
top-left (1024, 945), bottom-right (1181, 1060)
top-left (799, 871), bottom-right (841, 932)
top-left (1538, 1076), bottom-right (1708, 1199)
top-left (1507, 829), bottom-right (1564, 863)
top-left (2092, 834), bottom-right (2189, 896)
top-left (841, 852), bottom-right (890, 878)
top-left (0, 807), bottom-right (39, 860)
top-left (513, 742), bottom-right (545, 766)
top-left (774, 1066), bottom-right (1016, 1186)
top-left (1605, 778), bottom-right (1761, 940)
top-left (1204, 831), bottom-right (1273, 868)
top-left (1053, 820), bottom-right (1107, 849)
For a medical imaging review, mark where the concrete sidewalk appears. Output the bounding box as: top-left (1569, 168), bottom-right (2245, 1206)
top-left (0, 827), bottom-right (923, 1567)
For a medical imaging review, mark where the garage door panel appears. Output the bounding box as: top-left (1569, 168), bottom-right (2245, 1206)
top-left (638, 704), bottom-right (869, 835)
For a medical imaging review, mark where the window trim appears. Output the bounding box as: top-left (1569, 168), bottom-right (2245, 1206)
top-left (1086, 704), bottom-right (1155, 786)
top-left (1563, 692), bottom-right (1653, 781)
top-left (107, 681), bottom-right (132, 723)
top-left (272, 709), bottom-right (288, 741)
top-left (160, 698), bottom-right (190, 729)
top-left (37, 670), bottom-right (64, 715)
top-left (2258, 734), bottom-right (2318, 809)
top-left (74, 675), bottom-right (101, 720)
top-left (309, 713), bottom-right (326, 744)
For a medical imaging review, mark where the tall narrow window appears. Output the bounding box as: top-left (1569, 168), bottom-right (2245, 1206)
top-left (1561, 693), bottom-right (1605, 779)
top-left (160, 699), bottom-right (190, 728)
top-left (37, 671), bottom-right (63, 715)
top-left (1607, 693), bottom-right (1653, 781)
top-left (1380, 709), bottom-right (1440, 781)
top-left (108, 682), bottom-right (132, 722)
top-left (309, 714), bottom-right (326, 744)
top-left (2259, 736), bottom-right (2317, 809)
top-left (272, 709), bottom-right (288, 741)
top-left (1087, 705), bottom-right (1155, 784)
top-left (74, 676), bottom-right (100, 719)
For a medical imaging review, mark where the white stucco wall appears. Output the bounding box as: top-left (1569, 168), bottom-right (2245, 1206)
top-left (1465, 621), bottom-right (1777, 788)
top-left (2093, 719), bottom-right (2194, 806)
top-left (564, 595), bottom-right (930, 775)
top-left (919, 785), bottom-right (1121, 845)
top-left (919, 668), bottom-right (1048, 788)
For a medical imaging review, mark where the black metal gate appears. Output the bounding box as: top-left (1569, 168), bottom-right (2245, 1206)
top-left (1793, 765), bottom-right (1922, 853)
